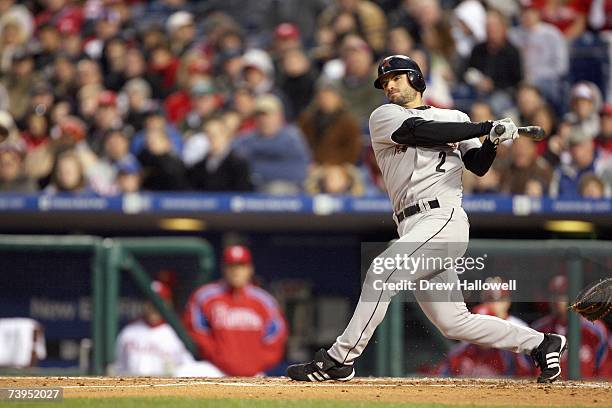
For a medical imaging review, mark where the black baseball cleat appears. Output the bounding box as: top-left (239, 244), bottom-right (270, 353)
top-left (287, 348), bottom-right (355, 382)
top-left (531, 333), bottom-right (567, 383)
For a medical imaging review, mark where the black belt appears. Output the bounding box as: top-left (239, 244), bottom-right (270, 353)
top-left (395, 199), bottom-right (440, 223)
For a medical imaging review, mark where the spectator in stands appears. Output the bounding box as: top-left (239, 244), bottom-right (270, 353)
top-left (231, 87), bottom-right (257, 133)
top-left (2, 49), bottom-right (38, 120)
top-left (318, 0), bottom-right (388, 54)
top-left (579, 173), bottom-right (606, 199)
top-left (76, 58), bottom-right (103, 89)
top-left (541, 120), bottom-right (572, 167)
top-left (89, 90), bottom-right (124, 155)
top-left (184, 245), bottom-right (288, 377)
top-left (271, 23), bottom-right (303, 63)
top-left (164, 52), bottom-right (214, 125)
top-left (25, 115), bottom-right (88, 189)
top-left (189, 115), bottom-right (253, 192)
top-left (85, 127), bottom-right (138, 195)
top-left (114, 280), bottom-right (199, 376)
top-left (440, 277), bottom-right (535, 377)
top-left (21, 111), bottom-right (50, 153)
top-left (332, 34), bottom-right (384, 126)
top-left (310, 25), bottom-right (337, 71)
top-left (115, 156), bottom-right (142, 194)
top-left (214, 48), bottom-right (244, 99)
top-left (50, 55), bottom-right (78, 101)
top-left (166, 11), bottom-right (196, 57)
top-left (278, 47), bottom-right (318, 120)
top-left (123, 48), bottom-right (164, 102)
top-left (234, 94), bottom-right (310, 194)
top-left (29, 82), bottom-right (55, 119)
top-left (532, 105), bottom-right (558, 144)
top-left (137, 126), bottom-right (190, 191)
top-left (422, 18), bottom-right (462, 91)
top-left (452, 0), bottom-right (487, 59)
top-left (131, 108), bottom-right (184, 157)
top-left (469, 101), bottom-right (496, 122)
top-left (564, 82), bottom-right (603, 140)
top-left (180, 80), bottom-right (222, 139)
top-left (385, 26), bottom-right (415, 57)
top-left (524, 177), bottom-right (547, 197)
top-left (510, 5), bottom-right (568, 110)
top-left (241, 49), bottom-right (276, 96)
top-left (504, 83), bottom-right (546, 127)
top-left (500, 137), bottom-right (552, 195)
top-left (596, 103), bottom-right (612, 152)
top-left (0, 14), bottom-right (30, 75)
top-left (409, 48), bottom-right (453, 109)
top-left (305, 164), bottom-right (365, 196)
top-left (529, 0), bottom-right (589, 41)
top-left (297, 78), bottom-right (362, 166)
top-left (532, 275), bottom-right (610, 378)
top-left (0, 1), bottom-right (33, 62)
top-left (470, 167), bottom-right (502, 194)
top-left (0, 141), bottom-right (36, 193)
top-left (148, 44), bottom-right (180, 99)
top-left (34, 23), bottom-right (62, 72)
top-left (550, 127), bottom-right (612, 198)
top-left (45, 149), bottom-right (89, 194)
top-left (101, 37), bottom-right (128, 92)
top-left (467, 10), bottom-right (522, 113)
top-left (123, 78), bottom-right (157, 134)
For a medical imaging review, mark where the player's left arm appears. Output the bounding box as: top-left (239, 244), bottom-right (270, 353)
top-left (462, 139), bottom-right (497, 176)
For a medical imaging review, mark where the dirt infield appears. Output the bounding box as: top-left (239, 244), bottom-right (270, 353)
top-left (1, 376), bottom-right (611, 407)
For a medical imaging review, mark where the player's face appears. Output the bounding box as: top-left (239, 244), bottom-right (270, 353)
top-left (381, 73), bottom-right (418, 106)
top-left (224, 264), bottom-right (253, 289)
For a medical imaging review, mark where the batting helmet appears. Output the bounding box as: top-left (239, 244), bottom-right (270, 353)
top-left (374, 55), bottom-right (426, 93)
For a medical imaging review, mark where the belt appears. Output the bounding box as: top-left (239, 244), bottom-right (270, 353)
top-left (395, 199), bottom-right (440, 223)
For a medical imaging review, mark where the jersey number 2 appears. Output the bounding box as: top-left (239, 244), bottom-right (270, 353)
top-left (436, 152), bottom-right (446, 173)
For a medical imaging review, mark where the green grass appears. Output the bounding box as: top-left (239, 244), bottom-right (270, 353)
top-left (1, 398), bottom-right (593, 408)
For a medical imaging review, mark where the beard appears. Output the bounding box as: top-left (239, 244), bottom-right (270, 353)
top-left (389, 87), bottom-right (418, 107)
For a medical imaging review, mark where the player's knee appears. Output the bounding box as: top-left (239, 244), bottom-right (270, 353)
top-left (433, 310), bottom-right (470, 339)
top-left (438, 325), bottom-right (462, 340)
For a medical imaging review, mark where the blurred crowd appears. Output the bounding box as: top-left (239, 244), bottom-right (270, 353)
top-left (0, 0), bottom-right (611, 198)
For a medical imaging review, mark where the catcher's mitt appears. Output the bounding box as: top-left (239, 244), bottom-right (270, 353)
top-left (569, 277), bottom-right (612, 322)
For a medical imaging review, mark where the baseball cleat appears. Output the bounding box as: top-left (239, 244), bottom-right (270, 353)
top-left (531, 333), bottom-right (567, 383)
top-left (286, 348), bottom-right (355, 382)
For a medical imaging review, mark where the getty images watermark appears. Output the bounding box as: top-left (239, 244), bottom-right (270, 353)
top-left (360, 242), bottom-right (518, 302)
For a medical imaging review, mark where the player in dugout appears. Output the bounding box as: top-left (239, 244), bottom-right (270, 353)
top-left (184, 245), bottom-right (288, 376)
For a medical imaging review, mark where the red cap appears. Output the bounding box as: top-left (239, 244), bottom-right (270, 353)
top-left (603, 103), bottom-right (612, 116)
top-left (98, 90), bottom-right (117, 107)
top-left (59, 116), bottom-right (86, 142)
top-left (223, 245), bottom-right (252, 265)
top-left (274, 23), bottom-right (300, 40)
top-left (151, 280), bottom-right (172, 301)
top-left (58, 18), bottom-right (80, 35)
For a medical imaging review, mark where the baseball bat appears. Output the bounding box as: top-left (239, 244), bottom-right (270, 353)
top-left (494, 124), bottom-right (546, 141)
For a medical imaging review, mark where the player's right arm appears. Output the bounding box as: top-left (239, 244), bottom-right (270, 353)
top-left (183, 290), bottom-right (217, 360)
top-left (369, 105), bottom-right (493, 147)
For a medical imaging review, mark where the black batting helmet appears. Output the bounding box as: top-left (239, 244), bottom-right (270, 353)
top-left (374, 55), bottom-right (426, 93)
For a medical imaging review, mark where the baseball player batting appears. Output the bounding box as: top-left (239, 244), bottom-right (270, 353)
top-left (287, 55), bottom-right (566, 383)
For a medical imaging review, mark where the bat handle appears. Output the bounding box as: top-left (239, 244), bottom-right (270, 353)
top-left (494, 124), bottom-right (505, 135)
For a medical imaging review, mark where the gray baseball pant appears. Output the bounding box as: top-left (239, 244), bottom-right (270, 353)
top-left (327, 206), bottom-right (544, 365)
